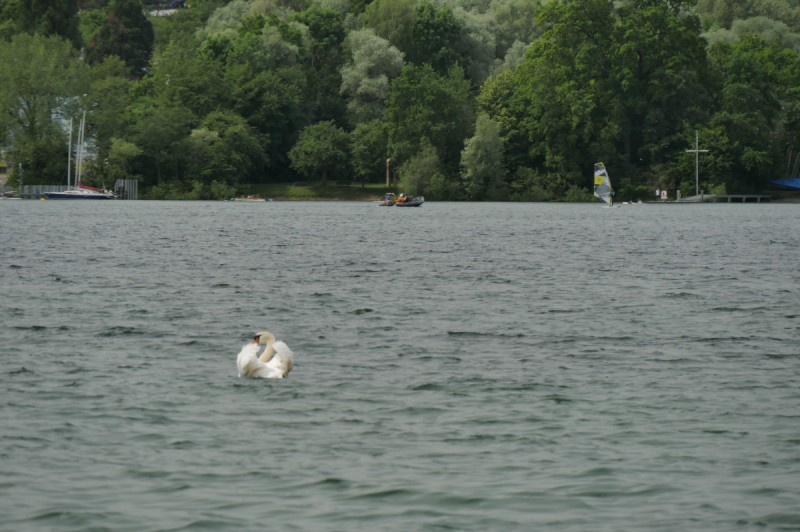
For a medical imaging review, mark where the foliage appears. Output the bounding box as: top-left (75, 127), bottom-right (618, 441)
top-left (3, 0), bottom-right (797, 200)
top-left (147, 179), bottom-right (238, 200)
top-left (0, 33), bottom-right (86, 186)
top-left (385, 64), bottom-right (473, 174)
top-left (397, 142), bottom-right (460, 200)
top-left (108, 137), bottom-right (142, 180)
top-left (85, 0), bottom-right (155, 76)
top-left (562, 184), bottom-right (594, 202)
top-left (351, 119), bottom-right (389, 184)
top-left (362, 0), bottom-right (416, 55)
top-left (408, 2), bottom-right (461, 74)
top-left (340, 28), bottom-right (405, 124)
top-left (14, 0), bottom-right (81, 48)
top-left (461, 114), bottom-right (506, 199)
top-left (511, 0), bottom-right (708, 193)
top-left (489, 0), bottom-right (540, 58)
top-left (289, 120), bottom-right (350, 185)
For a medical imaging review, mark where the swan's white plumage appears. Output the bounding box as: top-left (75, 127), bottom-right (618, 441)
top-left (236, 334), bottom-right (294, 379)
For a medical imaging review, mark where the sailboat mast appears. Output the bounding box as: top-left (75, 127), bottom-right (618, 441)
top-left (67, 118), bottom-right (73, 190)
top-left (77, 110), bottom-right (86, 184)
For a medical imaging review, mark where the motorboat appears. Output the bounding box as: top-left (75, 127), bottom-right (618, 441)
top-left (395, 195), bottom-right (424, 207)
top-left (378, 193), bottom-right (424, 206)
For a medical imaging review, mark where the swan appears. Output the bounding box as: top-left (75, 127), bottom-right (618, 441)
top-left (236, 332), bottom-right (294, 379)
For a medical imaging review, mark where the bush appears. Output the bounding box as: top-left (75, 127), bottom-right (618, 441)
top-left (398, 143), bottom-right (463, 200)
top-left (508, 167), bottom-right (559, 201)
top-left (562, 184), bottom-right (594, 202)
top-left (145, 180), bottom-right (237, 200)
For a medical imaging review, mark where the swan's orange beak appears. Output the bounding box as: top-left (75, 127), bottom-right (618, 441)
top-left (251, 336), bottom-right (260, 344)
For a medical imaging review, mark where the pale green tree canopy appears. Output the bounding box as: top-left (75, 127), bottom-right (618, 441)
top-left (289, 120), bottom-right (350, 185)
top-left (0, 32), bottom-right (87, 183)
top-left (340, 28), bottom-right (405, 123)
top-left (461, 113), bottom-right (505, 199)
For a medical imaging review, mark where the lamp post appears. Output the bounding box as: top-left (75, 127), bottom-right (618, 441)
top-left (685, 130), bottom-right (709, 197)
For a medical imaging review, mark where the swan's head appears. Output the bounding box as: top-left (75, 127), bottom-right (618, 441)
top-left (252, 332), bottom-right (276, 345)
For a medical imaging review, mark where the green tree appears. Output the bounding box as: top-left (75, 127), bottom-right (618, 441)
top-left (15, 0), bottom-right (81, 48)
top-left (185, 110), bottom-right (266, 184)
top-left (397, 141), bottom-right (458, 199)
top-left (409, 2), bottom-right (460, 74)
top-left (228, 65), bottom-right (309, 176)
top-left (385, 63), bottom-right (473, 173)
top-left (511, 0), bottom-right (707, 189)
top-left (0, 0), bottom-right (18, 41)
top-left (362, 0), bottom-right (415, 56)
top-left (85, 0), bottom-right (155, 76)
top-left (87, 55), bottom-right (132, 176)
top-left (340, 28), bottom-right (405, 124)
top-left (0, 33), bottom-right (86, 185)
top-left (461, 114), bottom-right (506, 199)
top-left (292, 6), bottom-right (347, 121)
top-left (489, 0), bottom-right (541, 58)
top-left (289, 120), bottom-right (349, 185)
top-left (674, 36), bottom-right (800, 192)
top-left (128, 99), bottom-right (193, 185)
top-left (351, 119), bottom-right (389, 185)
top-left (107, 137), bottom-right (142, 180)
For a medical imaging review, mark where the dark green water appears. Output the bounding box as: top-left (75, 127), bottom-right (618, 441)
top-left (1, 201), bottom-right (799, 531)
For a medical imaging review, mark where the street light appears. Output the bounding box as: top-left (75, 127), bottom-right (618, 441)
top-left (685, 130), bottom-right (709, 197)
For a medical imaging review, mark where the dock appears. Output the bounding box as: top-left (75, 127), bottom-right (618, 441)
top-left (648, 193), bottom-right (772, 204)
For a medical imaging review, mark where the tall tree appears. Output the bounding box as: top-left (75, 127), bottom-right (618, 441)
top-left (461, 114), bottom-right (506, 199)
top-left (512, 0), bottom-right (707, 187)
top-left (85, 0), bottom-right (154, 76)
top-left (409, 2), bottom-right (460, 74)
top-left (289, 120), bottom-right (349, 185)
top-left (340, 28), bottom-right (405, 124)
top-left (385, 64), bottom-right (473, 173)
top-left (0, 33), bottom-right (86, 185)
top-left (15, 0), bottom-right (81, 48)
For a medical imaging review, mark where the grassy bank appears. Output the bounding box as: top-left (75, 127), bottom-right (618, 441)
top-left (238, 182), bottom-right (400, 200)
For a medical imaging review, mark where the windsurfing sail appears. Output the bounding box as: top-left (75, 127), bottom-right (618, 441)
top-left (594, 163), bottom-right (612, 205)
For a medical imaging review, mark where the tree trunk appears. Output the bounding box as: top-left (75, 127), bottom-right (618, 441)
top-left (321, 166), bottom-right (328, 187)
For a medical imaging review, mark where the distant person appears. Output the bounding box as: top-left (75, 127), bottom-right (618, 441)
top-left (655, 188), bottom-right (660, 200)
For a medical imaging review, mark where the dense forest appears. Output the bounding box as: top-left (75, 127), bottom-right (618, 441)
top-left (1, 0), bottom-right (799, 200)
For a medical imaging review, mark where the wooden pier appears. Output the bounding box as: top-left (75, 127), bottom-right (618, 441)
top-left (649, 193), bottom-right (773, 204)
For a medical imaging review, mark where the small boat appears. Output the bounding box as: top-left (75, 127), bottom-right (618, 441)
top-left (378, 193), bottom-right (396, 206)
top-left (231, 197), bottom-right (267, 202)
top-left (44, 112), bottom-right (115, 200)
top-left (395, 195), bottom-right (424, 207)
top-left (378, 193), bottom-right (424, 206)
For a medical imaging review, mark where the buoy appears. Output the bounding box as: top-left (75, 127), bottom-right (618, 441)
top-left (40, 198), bottom-right (45, 201)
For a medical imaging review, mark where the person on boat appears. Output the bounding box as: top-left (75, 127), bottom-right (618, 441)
top-left (609, 187), bottom-right (615, 206)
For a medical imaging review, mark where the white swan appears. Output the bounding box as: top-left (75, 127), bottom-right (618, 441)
top-left (236, 332), bottom-right (295, 379)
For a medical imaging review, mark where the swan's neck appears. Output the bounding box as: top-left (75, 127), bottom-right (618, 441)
top-left (258, 339), bottom-right (275, 363)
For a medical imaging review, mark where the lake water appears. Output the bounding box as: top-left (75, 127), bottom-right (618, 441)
top-left (1, 200), bottom-right (799, 531)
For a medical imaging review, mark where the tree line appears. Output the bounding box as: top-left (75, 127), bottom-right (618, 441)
top-left (1, 0), bottom-right (799, 200)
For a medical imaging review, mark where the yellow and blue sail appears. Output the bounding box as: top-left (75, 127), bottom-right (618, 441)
top-left (593, 163), bottom-right (612, 205)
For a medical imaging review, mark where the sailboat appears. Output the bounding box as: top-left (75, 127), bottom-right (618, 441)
top-left (45, 112), bottom-right (114, 200)
top-left (593, 163), bottom-right (618, 208)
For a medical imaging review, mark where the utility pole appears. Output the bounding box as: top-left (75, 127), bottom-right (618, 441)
top-left (685, 130), bottom-right (709, 197)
